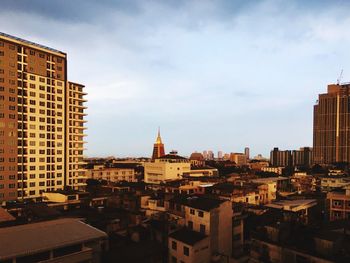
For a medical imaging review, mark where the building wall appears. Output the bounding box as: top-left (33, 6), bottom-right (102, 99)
top-left (0, 38), bottom-right (18, 201)
top-left (327, 191), bottom-right (350, 221)
top-left (168, 237), bottom-right (210, 263)
top-left (66, 82), bottom-right (87, 190)
top-left (184, 201), bottom-right (232, 257)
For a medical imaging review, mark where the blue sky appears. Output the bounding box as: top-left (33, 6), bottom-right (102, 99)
top-left (1, 0), bottom-right (350, 158)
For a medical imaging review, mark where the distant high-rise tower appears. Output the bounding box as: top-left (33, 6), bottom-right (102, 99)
top-left (314, 83), bottom-right (350, 164)
top-left (244, 147), bottom-right (250, 159)
top-left (152, 128), bottom-right (165, 159)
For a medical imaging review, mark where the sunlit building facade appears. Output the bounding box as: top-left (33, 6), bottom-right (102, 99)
top-left (0, 32), bottom-right (87, 202)
top-left (314, 84), bottom-right (350, 164)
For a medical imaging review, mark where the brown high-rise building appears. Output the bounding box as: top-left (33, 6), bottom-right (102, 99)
top-left (151, 128), bottom-right (165, 160)
top-left (313, 83), bottom-right (350, 164)
top-left (0, 32), bottom-right (87, 203)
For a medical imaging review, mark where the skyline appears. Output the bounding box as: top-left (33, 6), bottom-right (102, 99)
top-left (2, 0), bottom-right (350, 157)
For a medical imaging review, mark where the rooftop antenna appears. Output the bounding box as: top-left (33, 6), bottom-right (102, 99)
top-left (337, 69), bottom-right (343, 85)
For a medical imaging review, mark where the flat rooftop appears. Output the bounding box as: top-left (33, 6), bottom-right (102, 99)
top-left (266, 199), bottom-right (317, 212)
top-left (0, 31), bottom-right (65, 55)
top-left (0, 218), bottom-right (107, 260)
top-left (169, 228), bottom-right (207, 245)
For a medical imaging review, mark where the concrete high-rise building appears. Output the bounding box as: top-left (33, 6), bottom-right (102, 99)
top-left (0, 33), bottom-right (87, 202)
top-left (151, 128), bottom-right (165, 160)
top-left (314, 84), bottom-right (350, 164)
top-left (270, 147), bottom-right (292, 167)
top-left (244, 147), bottom-right (250, 159)
top-left (292, 147), bottom-right (313, 167)
top-left (217, 150), bottom-right (223, 160)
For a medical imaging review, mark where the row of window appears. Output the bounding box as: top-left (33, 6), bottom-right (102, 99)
top-left (189, 208), bottom-right (204, 217)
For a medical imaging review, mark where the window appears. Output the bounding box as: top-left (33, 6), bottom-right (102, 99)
top-left (233, 233), bottom-right (241, 241)
top-left (190, 209), bottom-right (195, 215)
top-left (200, 224), bottom-right (206, 234)
top-left (183, 246), bottom-right (189, 256)
top-left (172, 241), bottom-right (177, 250)
top-left (198, 211), bottom-right (204, 217)
top-left (188, 221), bottom-right (193, 230)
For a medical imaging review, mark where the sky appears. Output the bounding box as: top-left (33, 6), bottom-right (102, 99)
top-left (1, 0), bottom-right (350, 158)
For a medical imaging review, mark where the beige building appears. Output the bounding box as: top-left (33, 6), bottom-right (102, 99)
top-left (168, 228), bottom-right (210, 263)
top-left (169, 196), bottom-right (233, 262)
top-left (86, 167), bottom-right (136, 182)
top-left (0, 33), bottom-right (87, 202)
top-left (144, 154), bottom-right (191, 184)
top-left (230, 153), bottom-right (247, 166)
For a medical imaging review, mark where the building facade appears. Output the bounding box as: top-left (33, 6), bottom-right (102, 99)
top-left (86, 167), bottom-right (136, 182)
top-left (0, 33), bottom-right (87, 202)
top-left (314, 84), bottom-right (350, 164)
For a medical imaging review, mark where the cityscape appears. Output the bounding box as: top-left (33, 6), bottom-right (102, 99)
top-left (2, 1), bottom-right (350, 263)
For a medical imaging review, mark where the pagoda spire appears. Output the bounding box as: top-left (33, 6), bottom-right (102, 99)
top-left (156, 127), bottom-right (162, 144)
top-left (152, 127), bottom-right (165, 159)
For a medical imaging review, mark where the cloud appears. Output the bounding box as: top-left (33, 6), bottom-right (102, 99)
top-left (1, 0), bottom-right (350, 157)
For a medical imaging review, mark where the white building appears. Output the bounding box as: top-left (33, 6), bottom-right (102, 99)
top-left (144, 154), bottom-right (191, 184)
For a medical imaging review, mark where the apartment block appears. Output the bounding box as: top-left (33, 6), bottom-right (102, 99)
top-left (0, 32), bottom-right (87, 202)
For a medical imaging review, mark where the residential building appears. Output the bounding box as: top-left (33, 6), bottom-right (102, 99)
top-left (169, 196), bottom-right (233, 262)
top-left (0, 218), bottom-right (108, 263)
top-left (0, 32), bottom-right (87, 202)
top-left (86, 167), bottom-right (136, 182)
top-left (230, 153), bottom-right (247, 166)
top-left (144, 154), bottom-right (191, 184)
top-left (327, 187), bottom-right (350, 221)
top-left (314, 83), bottom-right (350, 164)
top-left (292, 147), bottom-right (313, 167)
top-left (270, 148), bottom-right (292, 167)
top-left (168, 228), bottom-right (210, 263)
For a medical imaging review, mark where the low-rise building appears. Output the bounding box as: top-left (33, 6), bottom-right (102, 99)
top-left (0, 218), bottom-right (108, 263)
top-left (144, 154), bottom-right (191, 184)
top-left (326, 187), bottom-right (350, 221)
top-left (86, 167), bottom-right (136, 182)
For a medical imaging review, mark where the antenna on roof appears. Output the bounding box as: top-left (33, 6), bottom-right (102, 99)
top-left (337, 69), bottom-right (343, 85)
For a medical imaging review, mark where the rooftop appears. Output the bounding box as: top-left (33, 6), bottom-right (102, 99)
top-left (266, 199), bottom-right (317, 212)
top-left (0, 31), bottom-right (65, 55)
top-left (184, 196), bottom-right (226, 211)
top-left (169, 228), bottom-right (207, 245)
top-left (0, 218), bottom-right (107, 260)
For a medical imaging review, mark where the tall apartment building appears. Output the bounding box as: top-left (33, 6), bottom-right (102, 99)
top-left (292, 147), bottom-right (313, 167)
top-left (270, 147), bottom-right (292, 167)
top-left (0, 32), bottom-right (87, 202)
top-left (314, 83), bottom-right (350, 164)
